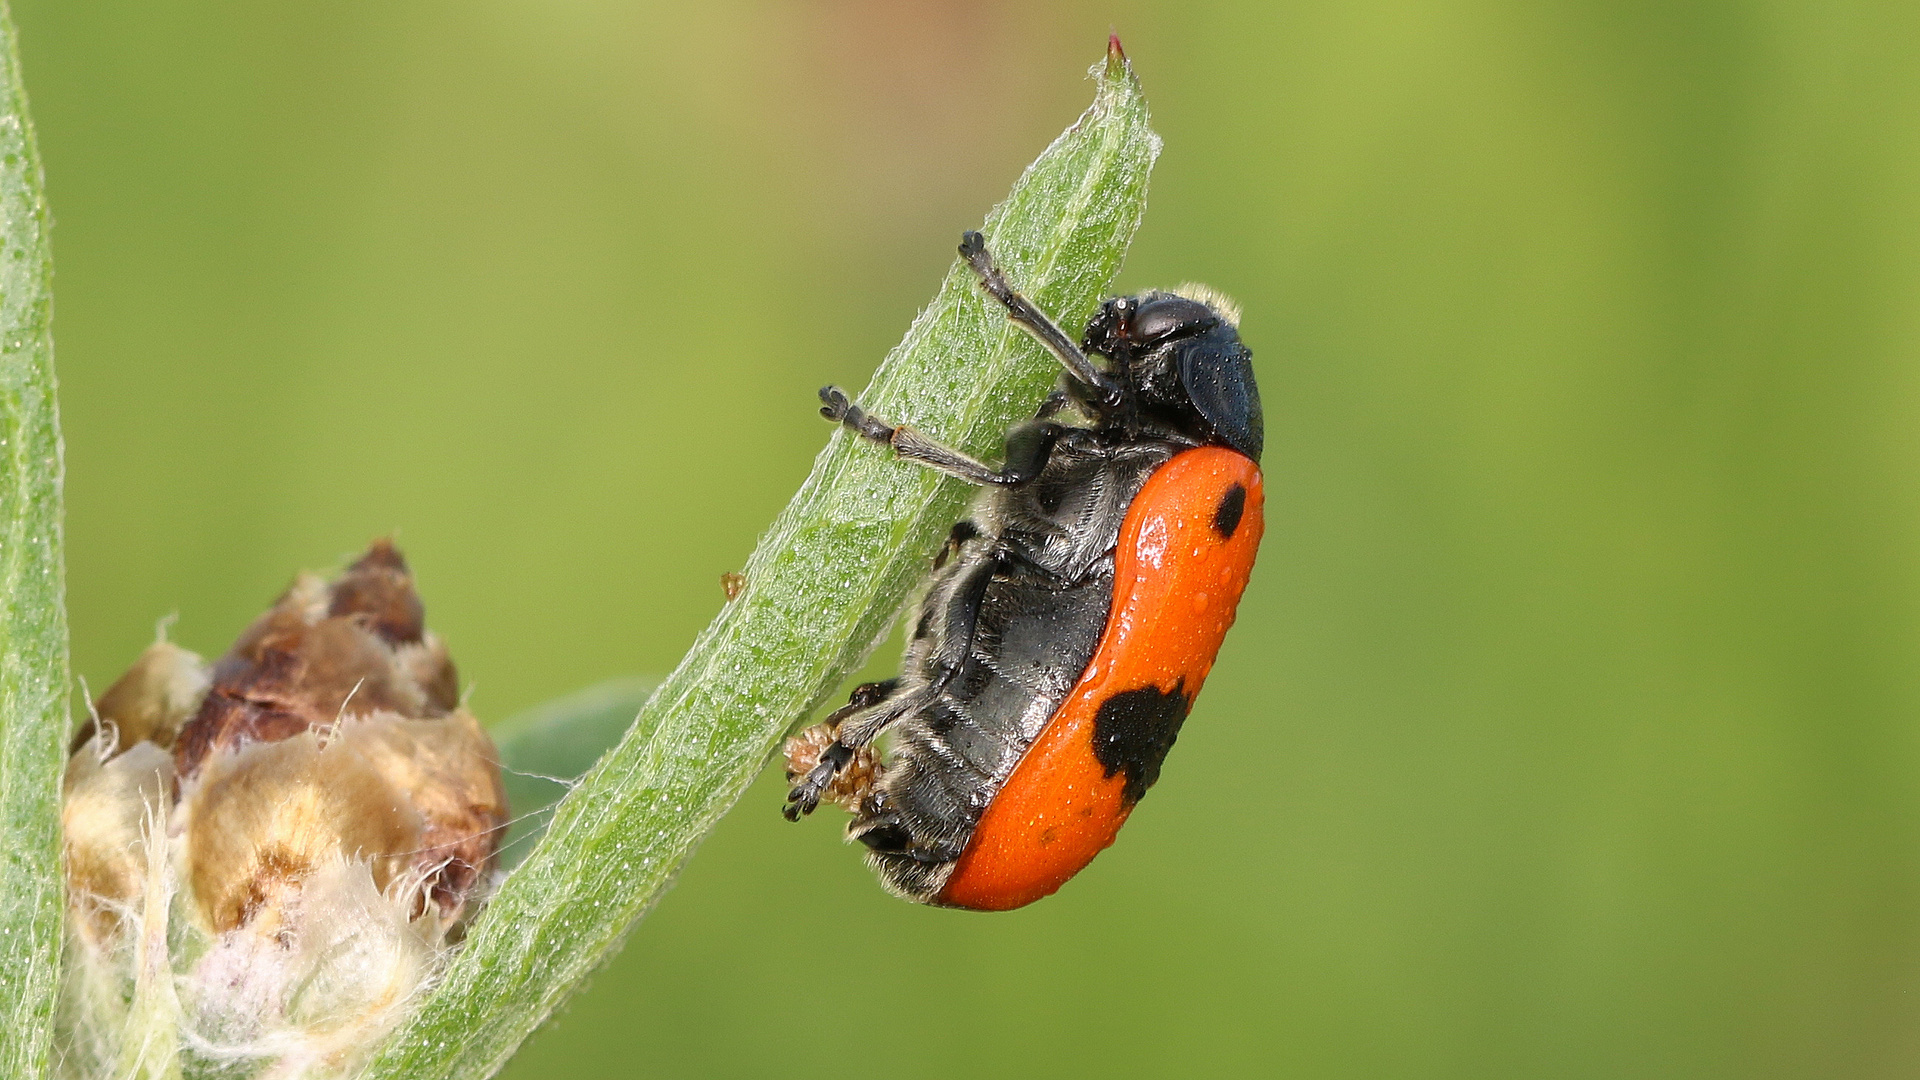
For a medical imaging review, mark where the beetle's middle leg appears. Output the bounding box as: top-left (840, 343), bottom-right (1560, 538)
top-left (818, 387), bottom-right (1067, 487)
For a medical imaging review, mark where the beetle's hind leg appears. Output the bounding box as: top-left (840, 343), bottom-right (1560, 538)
top-left (783, 680), bottom-right (897, 821)
top-left (784, 545), bottom-right (1005, 820)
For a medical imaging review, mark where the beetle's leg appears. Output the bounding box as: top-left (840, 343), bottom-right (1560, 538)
top-left (817, 679), bottom-right (900, 733)
top-left (819, 387), bottom-right (1066, 488)
top-left (784, 549), bottom-right (1003, 819)
top-left (781, 681), bottom-right (898, 822)
top-left (816, 386), bottom-right (896, 444)
top-left (931, 520), bottom-right (980, 571)
top-left (1035, 386), bottom-right (1075, 420)
top-left (959, 231), bottom-right (1122, 405)
top-left (819, 387), bottom-right (998, 484)
top-left (832, 548), bottom-right (999, 753)
top-left (780, 679), bottom-right (899, 822)
top-left (996, 420), bottom-right (1068, 486)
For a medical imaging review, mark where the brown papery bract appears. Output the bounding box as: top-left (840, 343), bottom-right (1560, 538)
top-left (57, 540), bottom-right (508, 1080)
top-left (171, 540), bottom-right (505, 932)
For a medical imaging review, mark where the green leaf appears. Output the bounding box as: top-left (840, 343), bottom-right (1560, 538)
top-left (0, 2), bottom-right (69, 1076)
top-left (491, 677), bottom-right (657, 871)
top-left (363, 42), bottom-right (1158, 1080)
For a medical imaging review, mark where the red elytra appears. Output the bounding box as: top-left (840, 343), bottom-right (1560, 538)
top-left (937, 446), bottom-right (1265, 910)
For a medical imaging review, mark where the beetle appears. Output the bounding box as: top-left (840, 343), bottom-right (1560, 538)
top-left (782, 230), bottom-right (1265, 910)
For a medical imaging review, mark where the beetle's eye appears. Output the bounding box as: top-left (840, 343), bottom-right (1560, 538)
top-left (1129, 296), bottom-right (1219, 343)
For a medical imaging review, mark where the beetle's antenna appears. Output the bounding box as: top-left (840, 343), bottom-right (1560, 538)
top-left (960, 231), bottom-right (1123, 405)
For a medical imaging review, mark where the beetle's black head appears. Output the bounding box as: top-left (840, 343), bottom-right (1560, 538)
top-left (1082, 287), bottom-right (1263, 461)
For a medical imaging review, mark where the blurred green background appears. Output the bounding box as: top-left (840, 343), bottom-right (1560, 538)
top-left (14, 0), bottom-right (1920, 1075)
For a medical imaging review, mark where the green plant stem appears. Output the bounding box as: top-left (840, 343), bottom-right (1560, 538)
top-left (0, 3), bottom-right (68, 1076)
top-left (364, 43), bottom-right (1157, 1080)
top-left (491, 676), bottom-right (658, 870)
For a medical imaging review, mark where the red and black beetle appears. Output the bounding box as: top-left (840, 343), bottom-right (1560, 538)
top-left (783, 231), bottom-right (1265, 911)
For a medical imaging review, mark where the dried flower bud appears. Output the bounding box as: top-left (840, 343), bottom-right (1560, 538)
top-left (62, 639), bottom-right (206, 949)
top-left (58, 541), bottom-right (508, 1080)
top-left (69, 638), bottom-right (210, 755)
top-left (61, 739), bottom-right (173, 950)
top-left (175, 540), bottom-right (504, 931)
top-left (174, 540), bottom-right (461, 782)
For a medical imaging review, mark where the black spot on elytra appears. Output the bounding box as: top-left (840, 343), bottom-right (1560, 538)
top-left (1091, 683), bottom-right (1193, 804)
top-left (1213, 483), bottom-right (1247, 540)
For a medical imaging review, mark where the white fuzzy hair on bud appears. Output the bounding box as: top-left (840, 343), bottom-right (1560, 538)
top-left (56, 542), bottom-right (507, 1080)
top-left (180, 858), bottom-right (438, 1076)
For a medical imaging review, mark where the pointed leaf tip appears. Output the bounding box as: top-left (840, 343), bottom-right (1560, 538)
top-left (1103, 31), bottom-right (1132, 79)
